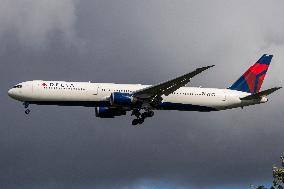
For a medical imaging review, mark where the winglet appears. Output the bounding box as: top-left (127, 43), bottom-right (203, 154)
top-left (196, 65), bottom-right (215, 72)
top-left (240, 87), bottom-right (282, 100)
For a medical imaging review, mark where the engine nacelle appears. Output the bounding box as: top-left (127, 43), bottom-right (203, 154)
top-left (110, 92), bottom-right (134, 106)
top-left (95, 107), bottom-right (126, 118)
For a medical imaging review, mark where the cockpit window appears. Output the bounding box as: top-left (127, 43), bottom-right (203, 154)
top-left (13, 85), bottom-right (22, 88)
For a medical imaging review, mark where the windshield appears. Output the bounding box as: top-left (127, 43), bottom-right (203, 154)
top-left (13, 85), bottom-right (22, 88)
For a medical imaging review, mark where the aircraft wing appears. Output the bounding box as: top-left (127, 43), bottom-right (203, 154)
top-left (132, 65), bottom-right (214, 106)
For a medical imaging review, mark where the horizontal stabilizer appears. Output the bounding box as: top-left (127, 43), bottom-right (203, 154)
top-left (240, 87), bottom-right (282, 100)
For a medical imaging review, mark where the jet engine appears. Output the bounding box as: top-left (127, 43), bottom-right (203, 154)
top-left (110, 92), bottom-right (135, 106)
top-left (95, 107), bottom-right (126, 118)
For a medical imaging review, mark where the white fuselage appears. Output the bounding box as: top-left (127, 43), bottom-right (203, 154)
top-left (8, 80), bottom-right (267, 111)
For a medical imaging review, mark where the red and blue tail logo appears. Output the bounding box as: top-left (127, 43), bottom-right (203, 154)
top-left (228, 54), bottom-right (273, 93)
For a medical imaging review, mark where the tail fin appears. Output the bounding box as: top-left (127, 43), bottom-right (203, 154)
top-left (228, 54), bottom-right (273, 93)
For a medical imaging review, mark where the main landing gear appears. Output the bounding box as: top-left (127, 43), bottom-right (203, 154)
top-left (23, 102), bottom-right (30, 115)
top-left (131, 109), bottom-right (154, 126)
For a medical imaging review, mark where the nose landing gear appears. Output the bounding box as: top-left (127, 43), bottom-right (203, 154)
top-left (25, 109), bottom-right (30, 115)
top-left (23, 102), bottom-right (30, 115)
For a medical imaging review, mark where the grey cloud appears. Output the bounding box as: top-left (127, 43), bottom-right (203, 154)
top-left (0, 0), bottom-right (78, 49)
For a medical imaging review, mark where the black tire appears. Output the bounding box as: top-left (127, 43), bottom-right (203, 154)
top-left (25, 109), bottom-right (30, 115)
top-left (141, 111), bottom-right (154, 118)
top-left (24, 102), bottom-right (29, 109)
top-left (132, 119), bottom-right (139, 126)
top-left (278, 185), bottom-right (283, 189)
top-left (141, 113), bottom-right (147, 119)
top-left (148, 111), bottom-right (154, 117)
top-left (138, 118), bottom-right (144, 124)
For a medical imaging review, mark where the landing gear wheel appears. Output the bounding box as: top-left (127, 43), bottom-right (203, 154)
top-left (131, 109), bottom-right (141, 118)
top-left (132, 119), bottom-right (139, 126)
top-left (138, 118), bottom-right (144, 124)
top-left (25, 109), bottom-right (30, 115)
top-left (141, 111), bottom-right (154, 119)
top-left (132, 118), bottom-right (144, 126)
top-left (23, 102), bottom-right (29, 109)
top-left (141, 113), bottom-right (147, 119)
top-left (147, 111), bottom-right (154, 117)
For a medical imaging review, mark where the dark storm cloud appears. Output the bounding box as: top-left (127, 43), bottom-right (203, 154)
top-left (0, 0), bottom-right (79, 50)
top-left (1, 1), bottom-right (284, 189)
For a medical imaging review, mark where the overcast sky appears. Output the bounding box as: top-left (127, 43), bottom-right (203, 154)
top-left (1, 0), bottom-right (284, 189)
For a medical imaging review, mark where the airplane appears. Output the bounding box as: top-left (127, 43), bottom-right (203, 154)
top-left (8, 54), bottom-right (281, 125)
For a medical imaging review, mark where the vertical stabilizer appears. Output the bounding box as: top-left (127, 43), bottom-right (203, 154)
top-left (228, 54), bottom-right (273, 93)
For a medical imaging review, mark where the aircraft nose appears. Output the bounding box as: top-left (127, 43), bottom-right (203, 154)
top-left (8, 89), bottom-right (14, 98)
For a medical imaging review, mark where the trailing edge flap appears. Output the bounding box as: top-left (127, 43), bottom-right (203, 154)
top-left (240, 87), bottom-right (282, 100)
